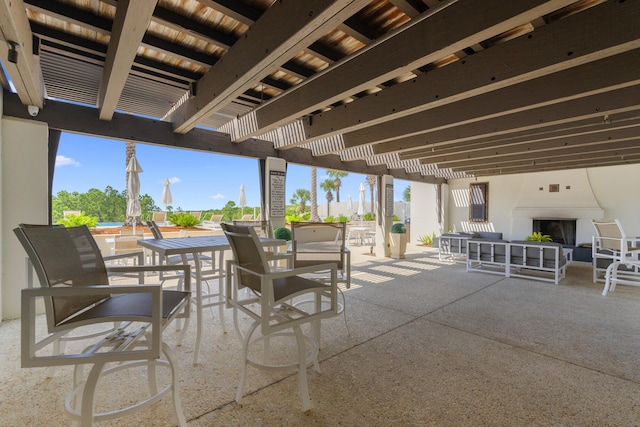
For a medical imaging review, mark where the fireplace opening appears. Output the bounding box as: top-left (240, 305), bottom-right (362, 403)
top-left (532, 219), bottom-right (576, 246)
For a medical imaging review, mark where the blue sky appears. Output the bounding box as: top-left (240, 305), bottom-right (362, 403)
top-left (53, 132), bottom-right (410, 210)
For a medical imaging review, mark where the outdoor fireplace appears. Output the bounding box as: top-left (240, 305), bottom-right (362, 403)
top-left (532, 219), bottom-right (576, 246)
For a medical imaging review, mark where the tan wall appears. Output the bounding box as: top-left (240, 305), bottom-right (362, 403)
top-left (1, 115), bottom-right (49, 320)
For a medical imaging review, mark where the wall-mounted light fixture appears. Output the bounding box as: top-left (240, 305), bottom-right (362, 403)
top-left (7, 41), bottom-right (19, 64)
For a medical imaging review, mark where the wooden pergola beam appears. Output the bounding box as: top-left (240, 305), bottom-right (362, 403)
top-left (98, 0), bottom-right (157, 120)
top-left (303, 0), bottom-right (640, 145)
top-left (2, 91), bottom-right (440, 184)
top-left (170, 0), bottom-right (370, 134)
top-left (341, 51), bottom-right (640, 148)
top-left (0, 0), bottom-right (45, 107)
top-left (234, 0), bottom-right (577, 144)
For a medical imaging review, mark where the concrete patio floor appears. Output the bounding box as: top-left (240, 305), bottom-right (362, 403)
top-left (2, 243), bottom-right (640, 426)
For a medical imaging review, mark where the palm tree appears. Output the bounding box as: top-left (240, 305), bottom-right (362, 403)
top-left (403, 185), bottom-right (411, 202)
top-left (320, 179), bottom-right (335, 217)
top-left (290, 188), bottom-right (310, 214)
top-left (327, 170), bottom-right (348, 202)
top-left (310, 167), bottom-right (320, 221)
top-left (366, 174), bottom-right (377, 215)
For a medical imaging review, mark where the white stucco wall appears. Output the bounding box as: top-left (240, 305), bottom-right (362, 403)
top-left (417, 165), bottom-right (640, 245)
top-left (409, 182), bottom-right (440, 243)
top-left (586, 165), bottom-right (640, 233)
top-left (1, 115), bottom-right (49, 320)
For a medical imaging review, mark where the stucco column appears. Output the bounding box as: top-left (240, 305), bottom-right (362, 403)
top-left (264, 157), bottom-right (286, 231)
top-left (1, 114), bottom-right (49, 320)
top-left (374, 174), bottom-right (394, 258)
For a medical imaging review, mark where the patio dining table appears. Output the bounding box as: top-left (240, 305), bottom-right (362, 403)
top-left (138, 235), bottom-right (285, 364)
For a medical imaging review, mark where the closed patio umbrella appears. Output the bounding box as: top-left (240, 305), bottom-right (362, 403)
top-left (238, 183), bottom-right (246, 219)
top-left (162, 178), bottom-right (173, 207)
top-left (357, 182), bottom-right (366, 226)
top-left (347, 194), bottom-right (353, 212)
top-left (126, 156), bottom-right (143, 234)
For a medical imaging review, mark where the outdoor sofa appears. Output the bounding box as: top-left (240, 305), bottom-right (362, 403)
top-left (466, 239), bottom-right (568, 284)
top-left (437, 231), bottom-right (503, 262)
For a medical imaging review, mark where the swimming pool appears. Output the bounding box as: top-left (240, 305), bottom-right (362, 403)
top-left (97, 222), bottom-right (124, 227)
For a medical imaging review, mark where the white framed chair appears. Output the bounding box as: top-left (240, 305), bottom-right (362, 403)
top-left (290, 222), bottom-right (351, 333)
top-left (290, 222), bottom-right (350, 288)
top-left (202, 214), bottom-right (223, 229)
top-left (233, 220), bottom-right (292, 267)
top-left (221, 223), bottom-right (338, 411)
top-left (151, 211), bottom-right (169, 226)
top-left (14, 224), bottom-right (191, 426)
top-left (188, 211), bottom-right (203, 222)
top-left (591, 219), bottom-right (640, 290)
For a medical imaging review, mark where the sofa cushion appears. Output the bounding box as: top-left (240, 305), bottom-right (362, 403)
top-left (473, 232), bottom-right (503, 240)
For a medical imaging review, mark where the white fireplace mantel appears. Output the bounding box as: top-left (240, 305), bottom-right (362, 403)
top-left (512, 207), bottom-right (604, 219)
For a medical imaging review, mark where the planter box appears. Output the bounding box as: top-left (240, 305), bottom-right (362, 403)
top-left (390, 233), bottom-right (407, 259)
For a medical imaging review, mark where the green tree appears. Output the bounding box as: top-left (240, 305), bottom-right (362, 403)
top-left (320, 179), bottom-right (335, 217)
top-left (79, 188), bottom-right (105, 218)
top-left (140, 193), bottom-right (159, 220)
top-left (221, 200), bottom-right (238, 221)
top-left (52, 190), bottom-right (82, 222)
top-left (103, 186), bottom-right (126, 221)
top-left (52, 186), bottom-right (133, 223)
top-left (290, 188), bottom-right (310, 214)
top-left (327, 170), bottom-right (348, 202)
top-left (403, 185), bottom-right (411, 202)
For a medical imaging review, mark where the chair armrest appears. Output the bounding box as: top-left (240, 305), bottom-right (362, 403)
top-left (269, 262), bottom-right (338, 279)
top-left (21, 284), bottom-right (165, 368)
top-left (290, 249), bottom-right (347, 255)
top-left (104, 252), bottom-right (144, 264)
top-left (233, 261), bottom-right (337, 280)
top-left (106, 264), bottom-right (191, 289)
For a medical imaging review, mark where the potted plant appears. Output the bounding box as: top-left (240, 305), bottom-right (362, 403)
top-left (273, 227), bottom-right (292, 242)
top-left (272, 227), bottom-right (292, 266)
top-left (417, 232), bottom-right (436, 246)
top-left (526, 232), bottom-right (553, 242)
top-left (389, 223), bottom-right (407, 259)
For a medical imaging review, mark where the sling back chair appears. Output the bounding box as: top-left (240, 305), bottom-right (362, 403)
top-left (591, 219), bottom-right (640, 295)
top-left (151, 211), bottom-right (169, 226)
top-left (22, 226), bottom-right (146, 378)
top-left (221, 223), bottom-right (338, 411)
top-left (15, 224), bottom-right (191, 426)
top-left (233, 220), bottom-right (292, 267)
top-left (202, 214), bottom-right (223, 229)
top-left (147, 220), bottom-right (227, 363)
top-left (290, 221), bottom-right (351, 332)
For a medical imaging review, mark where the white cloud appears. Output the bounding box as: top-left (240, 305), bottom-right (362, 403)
top-left (210, 193), bottom-right (225, 200)
top-left (168, 177), bottom-right (181, 184)
top-left (55, 155), bottom-right (80, 167)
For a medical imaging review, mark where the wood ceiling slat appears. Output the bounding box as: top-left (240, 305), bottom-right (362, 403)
top-left (341, 51), bottom-right (640, 148)
top-left (170, 0), bottom-right (371, 134)
top-left (302, 0), bottom-right (640, 144)
top-left (235, 0), bottom-right (578, 144)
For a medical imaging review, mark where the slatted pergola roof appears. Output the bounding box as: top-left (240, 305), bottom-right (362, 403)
top-left (1, 0), bottom-right (639, 183)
